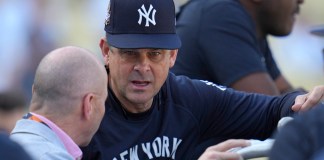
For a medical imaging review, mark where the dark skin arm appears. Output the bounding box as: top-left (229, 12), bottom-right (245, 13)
top-left (231, 72), bottom-right (294, 95)
top-left (275, 74), bottom-right (297, 93)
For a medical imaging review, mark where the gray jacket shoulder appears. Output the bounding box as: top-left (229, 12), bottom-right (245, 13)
top-left (10, 119), bottom-right (73, 160)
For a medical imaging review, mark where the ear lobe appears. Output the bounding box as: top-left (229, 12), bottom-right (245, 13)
top-left (83, 93), bottom-right (94, 120)
top-left (100, 38), bottom-right (111, 66)
top-left (104, 55), bottom-right (109, 65)
top-left (32, 84), bottom-right (35, 94)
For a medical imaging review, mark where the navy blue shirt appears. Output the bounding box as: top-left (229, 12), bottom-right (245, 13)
top-left (171, 0), bottom-right (280, 86)
top-left (82, 73), bottom-right (302, 159)
top-left (270, 106), bottom-right (324, 160)
top-left (0, 133), bottom-right (33, 160)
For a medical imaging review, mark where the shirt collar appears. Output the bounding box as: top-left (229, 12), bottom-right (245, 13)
top-left (30, 112), bottom-right (82, 160)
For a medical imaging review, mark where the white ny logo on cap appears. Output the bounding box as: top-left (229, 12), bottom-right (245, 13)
top-left (138, 4), bottom-right (156, 27)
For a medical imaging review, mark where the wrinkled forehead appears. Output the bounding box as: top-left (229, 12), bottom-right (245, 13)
top-left (110, 46), bottom-right (172, 52)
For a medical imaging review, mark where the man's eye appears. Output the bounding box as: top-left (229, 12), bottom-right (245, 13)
top-left (124, 51), bottom-right (134, 54)
top-left (121, 50), bottom-right (137, 55)
top-left (148, 52), bottom-right (164, 62)
top-left (149, 52), bottom-right (161, 56)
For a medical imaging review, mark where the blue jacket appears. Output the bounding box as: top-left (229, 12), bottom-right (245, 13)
top-left (10, 119), bottom-right (74, 160)
top-left (270, 105), bottom-right (324, 160)
top-left (0, 133), bottom-right (33, 160)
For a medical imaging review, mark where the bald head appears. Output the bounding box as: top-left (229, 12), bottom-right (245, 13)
top-left (32, 46), bottom-right (107, 113)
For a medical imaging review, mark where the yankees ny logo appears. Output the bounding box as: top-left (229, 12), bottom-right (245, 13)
top-left (138, 4), bottom-right (156, 27)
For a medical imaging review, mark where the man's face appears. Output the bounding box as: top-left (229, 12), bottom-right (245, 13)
top-left (105, 45), bottom-right (177, 111)
top-left (83, 77), bottom-right (108, 146)
top-left (259, 0), bottom-right (304, 36)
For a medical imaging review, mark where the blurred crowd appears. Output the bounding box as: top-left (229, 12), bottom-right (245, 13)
top-left (0, 0), bottom-right (106, 102)
top-left (0, 0), bottom-right (323, 107)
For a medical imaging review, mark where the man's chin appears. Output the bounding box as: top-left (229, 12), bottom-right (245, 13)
top-left (271, 28), bottom-right (292, 37)
top-left (127, 94), bottom-right (154, 105)
top-left (128, 97), bottom-right (152, 104)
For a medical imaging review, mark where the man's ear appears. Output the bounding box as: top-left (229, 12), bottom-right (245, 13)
top-left (169, 49), bottom-right (178, 68)
top-left (32, 84), bottom-right (35, 94)
top-left (99, 37), bottom-right (110, 66)
top-left (83, 93), bottom-right (94, 120)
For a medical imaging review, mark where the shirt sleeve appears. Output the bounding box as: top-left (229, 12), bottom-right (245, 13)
top-left (181, 79), bottom-right (300, 140)
top-left (269, 118), bottom-right (310, 160)
top-left (269, 106), bottom-right (324, 160)
top-left (261, 39), bottom-right (281, 80)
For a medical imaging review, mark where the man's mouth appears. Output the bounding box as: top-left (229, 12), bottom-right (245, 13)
top-left (131, 81), bottom-right (150, 86)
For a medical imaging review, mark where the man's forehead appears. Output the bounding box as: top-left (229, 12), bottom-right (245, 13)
top-left (112, 47), bottom-right (168, 52)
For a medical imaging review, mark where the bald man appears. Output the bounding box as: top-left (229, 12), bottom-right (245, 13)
top-left (10, 46), bottom-right (108, 160)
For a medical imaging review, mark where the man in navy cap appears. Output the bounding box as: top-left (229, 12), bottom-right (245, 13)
top-left (81, 0), bottom-right (324, 159)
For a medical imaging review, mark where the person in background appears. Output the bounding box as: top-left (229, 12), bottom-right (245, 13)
top-left (0, 90), bottom-right (27, 134)
top-left (10, 46), bottom-right (108, 160)
top-left (172, 0), bottom-right (304, 95)
top-left (0, 133), bottom-right (33, 160)
top-left (0, 0), bottom-right (57, 100)
top-left (269, 105), bottom-right (324, 160)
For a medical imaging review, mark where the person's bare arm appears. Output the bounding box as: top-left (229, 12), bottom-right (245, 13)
top-left (231, 72), bottom-right (281, 95)
top-left (274, 75), bottom-right (296, 94)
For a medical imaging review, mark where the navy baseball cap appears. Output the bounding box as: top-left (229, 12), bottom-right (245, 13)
top-left (104, 0), bottom-right (181, 49)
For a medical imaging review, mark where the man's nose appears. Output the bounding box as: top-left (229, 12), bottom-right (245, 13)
top-left (133, 54), bottom-right (151, 72)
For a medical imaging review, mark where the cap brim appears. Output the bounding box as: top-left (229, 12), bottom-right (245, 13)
top-left (106, 33), bottom-right (181, 49)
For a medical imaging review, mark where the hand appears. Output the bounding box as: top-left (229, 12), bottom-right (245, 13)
top-left (198, 139), bottom-right (250, 160)
top-left (292, 85), bottom-right (324, 112)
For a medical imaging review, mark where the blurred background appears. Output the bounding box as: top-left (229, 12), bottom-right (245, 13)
top-left (0, 0), bottom-right (323, 103)
top-left (268, 0), bottom-right (324, 91)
